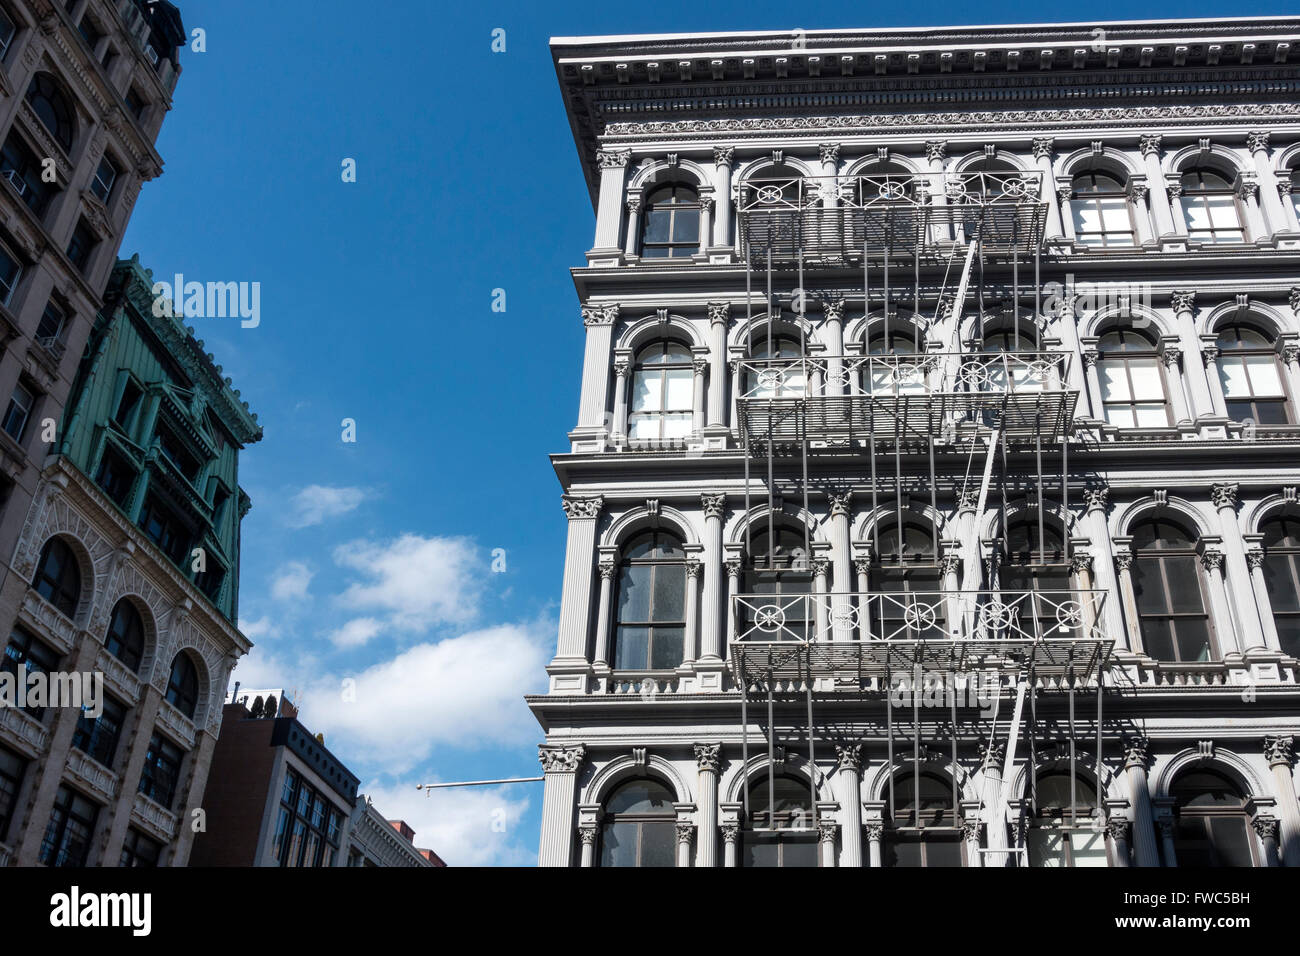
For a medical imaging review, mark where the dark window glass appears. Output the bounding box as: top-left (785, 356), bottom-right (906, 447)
top-left (125, 88), bottom-right (146, 121)
top-left (1261, 515), bottom-right (1300, 658)
top-left (740, 525), bottom-right (814, 641)
top-left (33, 537), bottom-right (81, 618)
top-left (66, 219), bottom-right (96, 273)
top-left (0, 745), bottom-right (26, 841)
top-left (157, 427), bottom-right (201, 483)
top-left (0, 10), bottom-right (14, 61)
top-left (745, 775), bottom-right (817, 866)
top-left (72, 694), bottom-right (127, 768)
top-left (640, 183), bottom-right (701, 258)
top-left (77, 15), bottom-right (102, 51)
top-left (119, 828), bottom-right (161, 867)
top-left (1171, 769), bottom-right (1255, 867)
top-left (870, 521), bottom-right (946, 640)
top-left (164, 653), bottom-right (198, 717)
top-left (2, 626), bottom-right (61, 719)
top-left (25, 73), bottom-right (76, 152)
top-left (138, 495), bottom-right (190, 565)
top-left (137, 732), bottom-right (184, 809)
top-left (104, 598), bottom-right (145, 672)
top-left (0, 133), bottom-right (58, 216)
top-left (35, 300), bottom-right (66, 345)
top-left (114, 379), bottom-right (142, 431)
top-left (0, 241), bottom-right (21, 304)
top-left (39, 785), bottom-right (99, 867)
top-left (275, 770), bottom-right (338, 868)
top-left (90, 154), bottom-right (118, 202)
top-left (883, 771), bottom-right (963, 867)
top-left (95, 448), bottom-right (135, 509)
top-left (599, 779), bottom-right (676, 867)
top-left (614, 530), bottom-right (686, 670)
top-left (1215, 323), bottom-right (1289, 425)
top-left (1130, 517), bottom-right (1213, 662)
top-left (2, 381), bottom-right (34, 441)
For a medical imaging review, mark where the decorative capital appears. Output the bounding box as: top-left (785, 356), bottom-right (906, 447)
top-left (1200, 548), bottom-right (1224, 572)
top-left (961, 818), bottom-right (981, 841)
top-left (538, 744), bottom-right (586, 773)
top-left (582, 304), bottom-right (619, 327)
top-left (1106, 818), bottom-right (1130, 842)
top-left (1285, 344), bottom-right (1300, 366)
top-left (598, 560), bottom-right (617, 580)
top-left (865, 822), bottom-right (883, 840)
top-left (853, 557), bottom-right (871, 575)
top-left (1236, 174), bottom-right (1259, 201)
top-left (1264, 735), bottom-right (1295, 769)
top-left (1138, 134), bottom-right (1162, 157)
top-left (707, 301), bottom-right (731, 325)
top-left (1246, 548), bottom-right (1265, 571)
top-left (818, 821), bottom-right (838, 844)
top-left (701, 493), bottom-right (727, 519)
top-left (957, 488), bottom-right (981, 512)
top-left (721, 823), bottom-right (739, 844)
top-left (1166, 181), bottom-right (1183, 200)
top-left (713, 145), bottom-right (735, 167)
top-left (811, 557), bottom-right (832, 578)
top-left (820, 295), bottom-right (846, 323)
top-left (939, 552), bottom-right (962, 575)
top-left (685, 558), bottom-right (703, 580)
top-left (1081, 348), bottom-right (1100, 369)
top-left (725, 557), bottom-right (742, 579)
top-left (1083, 486), bottom-right (1109, 513)
top-left (1210, 482), bottom-right (1239, 511)
top-left (694, 742), bottom-right (722, 773)
top-left (1031, 137), bottom-right (1054, 160)
top-left (1123, 736), bottom-right (1151, 769)
top-left (1114, 551), bottom-right (1134, 572)
top-left (1056, 184), bottom-right (1073, 205)
top-left (1170, 290), bottom-right (1196, 315)
top-left (818, 142), bottom-right (841, 164)
top-left (676, 822), bottom-right (695, 846)
top-left (614, 359), bottom-right (630, 379)
top-left (1245, 131), bottom-right (1270, 154)
top-left (1160, 348), bottom-right (1181, 369)
top-left (1129, 180), bottom-right (1149, 202)
top-left (923, 140), bottom-right (947, 163)
top-left (1289, 287), bottom-right (1300, 315)
top-left (1252, 815), bottom-right (1279, 841)
top-left (596, 149), bottom-right (631, 169)
top-left (827, 490), bottom-right (852, 517)
top-left (979, 741), bottom-right (1005, 770)
top-left (625, 195), bottom-right (641, 213)
top-left (561, 495), bottom-right (604, 521)
top-left (1201, 345), bottom-right (1220, 366)
top-left (1071, 552), bottom-right (1095, 573)
top-left (693, 358), bottom-right (709, 376)
top-left (835, 744), bottom-right (862, 773)
top-left (579, 825), bottom-right (599, 846)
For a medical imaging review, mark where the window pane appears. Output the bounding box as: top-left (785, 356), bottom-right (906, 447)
top-left (661, 413), bottom-right (692, 439)
top-left (639, 822), bottom-right (677, 867)
top-left (663, 368), bottom-right (692, 409)
top-left (925, 838), bottom-right (964, 867)
top-left (627, 413), bottom-right (658, 441)
top-left (1175, 622), bottom-right (1212, 662)
top-left (1028, 828), bottom-right (1066, 867)
top-left (1105, 405), bottom-right (1136, 428)
top-left (1219, 360), bottom-right (1250, 398)
top-left (1099, 363), bottom-right (1132, 402)
top-left (1263, 558), bottom-right (1300, 610)
top-left (631, 371), bottom-right (661, 413)
top-left (1133, 403), bottom-right (1168, 427)
top-left (618, 565), bottom-right (652, 622)
top-left (643, 209), bottom-right (671, 244)
top-left (649, 626), bottom-right (683, 669)
top-left (652, 566), bottom-right (685, 621)
top-left (1165, 557), bottom-right (1205, 613)
top-left (1142, 618), bottom-right (1175, 661)
top-left (1127, 360), bottom-right (1164, 401)
top-left (1244, 355), bottom-right (1284, 396)
top-left (671, 209), bottom-right (699, 243)
top-left (614, 626), bottom-right (649, 670)
top-left (600, 821), bottom-right (638, 867)
top-left (1209, 817), bottom-right (1253, 867)
top-left (1070, 830), bottom-right (1109, 867)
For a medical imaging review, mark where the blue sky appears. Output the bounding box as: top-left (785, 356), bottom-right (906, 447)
top-left (120, 0), bottom-right (1285, 866)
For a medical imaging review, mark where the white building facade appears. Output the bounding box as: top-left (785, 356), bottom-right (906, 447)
top-left (534, 19), bottom-right (1300, 867)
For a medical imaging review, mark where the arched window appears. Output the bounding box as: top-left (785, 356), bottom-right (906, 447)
top-left (743, 775), bottom-right (818, 867)
top-left (1291, 168), bottom-right (1300, 224)
top-left (165, 653), bottom-right (199, 718)
top-left (884, 770), bottom-right (964, 867)
top-left (745, 164), bottom-right (806, 205)
top-left (1026, 772), bottom-right (1107, 867)
top-left (981, 320), bottom-right (1040, 353)
top-left (1070, 170), bottom-right (1134, 247)
top-left (854, 163), bottom-right (916, 205)
top-left (864, 323), bottom-right (925, 395)
top-left (740, 524), bottom-right (813, 642)
top-left (745, 334), bottom-right (806, 399)
top-left (33, 538), bottom-right (81, 618)
top-left (1180, 167), bottom-right (1244, 242)
top-left (640, 183), bottom-right (701, 259)
top-left (1215, 323), bottom-right (1289, 425)
top-left (599, 778), bottom-right (676, 867)
top-left (1130, 517), bottom-right (1213, 662)
top-left (104, 599), bottom-right (145, 672)
top-left (963, 158), bottom-right (1021, 200)
top-left (629, 341), bottom-right (693, 441)
top-left (866, 323), bottom-right (920, 355)
top-left (1261, 514), bottom-right (1300, 657)
top-left (999, 516), bottom-right (1070, 592)
top-left (1097, 326), bottom-right (1170, 428)
top-left (613, 530), bottom-right (685, 671)
top-left (870, 519), bottom-right (945, 640)
top-left (25, 73), bottom-right (76, 152)
top-left (1171, 768), bottom-right (1257, 866)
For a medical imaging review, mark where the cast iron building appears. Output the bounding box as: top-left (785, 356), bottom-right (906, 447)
top-left (0, 256), bottom-right (261, 867)
top-left (534, 18), bottom-right (1300, 867)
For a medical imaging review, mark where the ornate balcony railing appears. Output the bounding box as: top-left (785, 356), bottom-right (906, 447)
top-left (735, 351), bottom-right (1076, 445)
top-left (731, 589), bottom-right (1112, 680)
top-left (736, 171), bottom-right (1048, 261)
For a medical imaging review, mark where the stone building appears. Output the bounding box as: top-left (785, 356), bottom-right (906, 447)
top-left (534, 18), bottom-right (1300, 867)
top-left (0, 256), bottom-right (260, 866)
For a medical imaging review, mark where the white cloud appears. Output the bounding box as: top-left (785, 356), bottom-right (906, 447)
top-left (334, 534), bottom-right (482, 631)
top-left (239, 615), bottom-right (280, 641)
top-left (330, 617), bottom-right (383, 649)
top-left (270, 561), bottom-right (314, 602)
top-left (359, 778), bottom-right (534, 867)
top-left (302, 623), bottom-right (548, 771)
top-left (288, 485), bottom-right (369, 528)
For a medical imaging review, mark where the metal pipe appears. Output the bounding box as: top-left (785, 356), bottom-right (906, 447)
top-left (417, 777), bottom-right (542, 789)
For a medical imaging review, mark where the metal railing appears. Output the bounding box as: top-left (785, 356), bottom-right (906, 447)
top-left (735, 350), bottom-right (1069, 401)
top-left (736, 171), bottom-right (1045, 214)
top-left (734, 589), bottom-right (1108, 645)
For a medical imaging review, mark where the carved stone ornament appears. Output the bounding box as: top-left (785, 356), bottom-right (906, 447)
top-left (562, 495), bottom-right (604, 520)
top-left (836, 744), bottom-right (862, 772)
top-left (1210, 482), bottom-right (1239, 511)
top-left (1170, 290), bottom-right (1196, 315)
top-left (1264, 735), bottom-right (1295, 769)
top-left (538, 744), bottom-right (586, 773)
top-left (1122, 736), bottom-right (1151, 769)
top-left (701, 493), bottom-right (726, 519)
top-left (596, 149), bottom-right (631, 169)
top-left (580, 825), bottom-right (598, 846)
top-left (713, 145), bottom-right (735, 167)
top-left (676, 822), bottom-right (695, 845)
top-left (695, 742), bottom-right (722, 772)
top-left (1083, 486), bottom-right (1109, 512)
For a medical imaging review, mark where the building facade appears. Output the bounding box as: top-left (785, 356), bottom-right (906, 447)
top-left (534, 18), bottom-right (1300, 867)
top-left (347, 804), bottom-right (442, 868)
top-left (0, 256), bottom-right (261, 866)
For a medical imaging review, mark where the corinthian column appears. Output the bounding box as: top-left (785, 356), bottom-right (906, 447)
top-left (827, 491), bottom-right (853, 641)
top-left (1264, 736), bottom-right (1300, 866)
top-left (592, 149), bottom-right (630, 261)
top-left (1246, 546), bottom-right (1284, 651)
top-left (538, 744), bottom-right (586, 867)
top-left (1211, 482), bottom-right (1265, 653)
top-left (1031, 137), bottom-right (1062, 242)
top-left (836, 745), bottom-right (863, 866)
top-left (695, 743), bottom-right (722, 867)
top-left (1123, 737), bottom-right (1160, 867)
top-left (699, 493), bottom-right (727, 671)
top-left (552, 497), bottom-right (604, 691)
top-left (821, 296), bottom-right (846, 396)
top-left (576, 306), bottom-right (619, 439)
top-left (579, 826), bottom-right (598, 867)
top-left (1247, 133), bottom-right (1291, 240)
top-left (1083, 486), bottom-right (1129, 651)
top-left (980, 741), bottom-right (1010, 866)
top-left (707, 302), bottom-right (730, 430)
top-left (712, 146), bottom-right (734, 249)
top-left (1139, 135), bottom-right (1176, 240)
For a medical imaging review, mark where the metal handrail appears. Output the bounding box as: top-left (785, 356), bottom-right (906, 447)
top-left (736, 171), bottom-right (1046, 214)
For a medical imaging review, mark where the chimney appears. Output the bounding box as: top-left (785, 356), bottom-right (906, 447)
top-left (390, 820), bottom-right (415, 842)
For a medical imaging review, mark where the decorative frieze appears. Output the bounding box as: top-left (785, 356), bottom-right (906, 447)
top-left (562, 496), bottom-right (604, 521)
